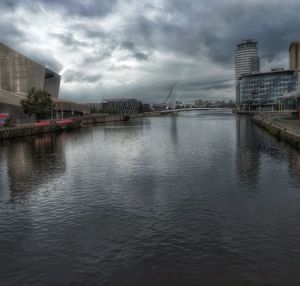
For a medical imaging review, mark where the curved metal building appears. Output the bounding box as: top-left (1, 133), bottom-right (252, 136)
top-left (0, 43), bottom-right (62, 120)
top-left (0, 43), bottom-right (60, 98)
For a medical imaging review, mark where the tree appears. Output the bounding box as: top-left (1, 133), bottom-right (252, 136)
top-left (21, 87), bottom-right (53, 120)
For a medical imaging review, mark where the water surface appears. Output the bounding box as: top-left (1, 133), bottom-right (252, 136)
top-left (1, 111), bottom-right (300, 285)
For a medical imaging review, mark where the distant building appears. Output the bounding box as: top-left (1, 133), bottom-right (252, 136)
top-left (102, 98), bottom-right (142, 114)
top-left (194, 100), bottom-right (203, 107)
top-left (142, 103), bottom-right (151, 112)
top-left (289, 42), bottom-right (300, 69)
top-left (235, 40), bottom-right (260, 108)
top-left (84, 102), bottom-right (102, 111)
top-left (239, 69), bottom-right (300, 111)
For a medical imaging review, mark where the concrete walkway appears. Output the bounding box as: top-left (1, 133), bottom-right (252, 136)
top-left (252, 114), bottom-right (300, 149)
top-left (271, 118), bottom-right (300, 135)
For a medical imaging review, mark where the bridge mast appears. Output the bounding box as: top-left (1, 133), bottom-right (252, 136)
top-left (164, 81), bottom-right (178, 108)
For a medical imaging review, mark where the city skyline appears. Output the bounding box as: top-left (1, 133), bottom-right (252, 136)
top-left (1, 0), bottom-right (300, 103)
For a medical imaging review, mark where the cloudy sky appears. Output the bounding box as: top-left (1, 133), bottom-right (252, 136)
top-left (1, 0), bottom-right (300, 103)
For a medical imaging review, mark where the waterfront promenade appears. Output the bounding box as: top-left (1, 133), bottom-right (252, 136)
top-left (252, 113), bottom-right (300, 149)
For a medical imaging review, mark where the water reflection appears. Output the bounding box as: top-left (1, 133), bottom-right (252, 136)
top-left (236, 115), bottom-right (261, 190)
top-left (1, 113), bottom-right (300, 285)
top-left (1, 133), bottom-right (66, 201)
top-left (236, 114), bottom-right (300, 190)
top-left (287, 152), bottom-right (300, 189)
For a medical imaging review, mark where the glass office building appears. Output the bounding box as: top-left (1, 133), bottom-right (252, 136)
top-left (239, 69), bottom-right (299, 111)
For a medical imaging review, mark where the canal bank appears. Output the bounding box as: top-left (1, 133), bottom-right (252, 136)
top-left (0, 114), bottom-right (133, 140)
top-left (252, 113), bottom-right (300, 149)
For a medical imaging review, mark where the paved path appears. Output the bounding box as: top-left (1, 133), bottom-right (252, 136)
top-left (272, 118), bottom-right (300, 135)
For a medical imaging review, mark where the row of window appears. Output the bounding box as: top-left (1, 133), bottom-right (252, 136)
top-left (239, 74), bottom-right (298, 104)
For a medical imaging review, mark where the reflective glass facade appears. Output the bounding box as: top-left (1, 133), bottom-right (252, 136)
top-left (239, 70), bottom-right (299, 108)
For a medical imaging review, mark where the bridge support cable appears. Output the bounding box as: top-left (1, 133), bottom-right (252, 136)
top-left (163, 81), bottom-right (229, 109)
top-left (164, 81), bottom-right (178, 107)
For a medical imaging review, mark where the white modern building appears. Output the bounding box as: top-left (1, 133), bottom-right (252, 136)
top-left (235, 40), bottom-right (260, 108)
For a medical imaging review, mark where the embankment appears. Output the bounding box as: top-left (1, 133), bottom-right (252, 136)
top-left (0, 114), bottom-right (132, 140)
top-left (252, 114), bottom-right (300, 149)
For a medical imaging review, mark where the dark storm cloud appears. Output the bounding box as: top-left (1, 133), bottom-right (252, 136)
top-left (167, 0), bottom-right (300, 65)
top-left (117, 0), bottom-right (300, 66)
top-left (2, 0), bottom-right (300, 102)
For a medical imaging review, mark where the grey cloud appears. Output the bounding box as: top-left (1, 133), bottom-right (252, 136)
top-left (0, 0), bottom-right (18, 10)
top-left (118, 0), bottom-right (300, 67)
top-left (1, 0), bottom-right (300, 103)
top-left (120, 41), bottom-right (152, 61)
top-left (84, 52), bottom-right (112, 64)
top-left (0, 21), bottom-right (26, 47)
top-left (195, 1), bottom-right (300, 65)
top-left (133, 52), bottom-right (150, 61)
top-left (108, 64), bottom-right (131, 71)
top-left (197, 81), bottom-right (234, 91)
top-left (64, 70), bottom-right (102, 83)
top-left (25, 49), bottom-right (63, 73)
top-left (37, 0), bottom-right (118, 18)
top-left (121, 41), bottom-right (135, 51)
top-left (0, 0), bottom-right (119, 19)
top-left (50, 33), bottom-right (86, 47)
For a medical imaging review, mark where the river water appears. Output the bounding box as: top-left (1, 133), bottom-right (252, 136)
top-left (1, 111), bottom-right (300, 285)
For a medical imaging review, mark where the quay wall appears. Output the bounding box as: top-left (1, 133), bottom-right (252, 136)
top-left (0, 114), bottom-right (131, 140)
top-left (252, 115), bottom-right (300, 149)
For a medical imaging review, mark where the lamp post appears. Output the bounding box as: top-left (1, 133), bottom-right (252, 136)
top-left (60, 101), bottom-right (63, 120)
top-left (50, 103), bottom-right (53, 120)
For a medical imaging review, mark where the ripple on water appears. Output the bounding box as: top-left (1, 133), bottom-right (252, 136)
top-left (1, 113), bottom-right (300, 285)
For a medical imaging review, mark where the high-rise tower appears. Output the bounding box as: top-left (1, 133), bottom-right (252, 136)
top-left (235, 40), bottom-right (260, 108)
top-left (289, 42), bottom-right (300, 69)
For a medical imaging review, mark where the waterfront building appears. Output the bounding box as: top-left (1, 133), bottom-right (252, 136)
top-left (0, 43), bottom-right (61, 120)
top-left (289, 42), bottom-right (300, 69)
top-left (0, 43), bottom-right (60, 97)
top-left (142, 103), bottom-right (151, 112)
top-left (101, 98), bottom-right (142, 114)
top-left (239, 69), bottom-right (300, 111)
top-left (0, 43), bottom-right (89, 121)
top-left (280, 89), bottom-right (300, 110)
top-left (235, 40), bottom-right (260, 108)
top-left (194, 100), bottom-right (203, 107)
top-left (84, 102), bottom-right (103, 112)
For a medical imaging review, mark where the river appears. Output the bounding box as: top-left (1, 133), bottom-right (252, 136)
top-left (1, 111), bottom-right (300, 285)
